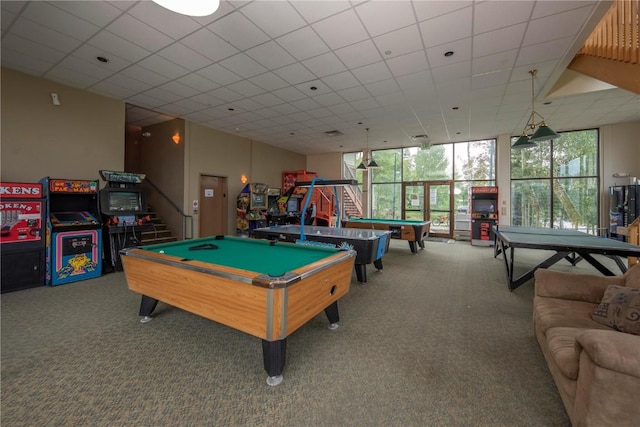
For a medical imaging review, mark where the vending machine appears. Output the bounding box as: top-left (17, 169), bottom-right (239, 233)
top-left (40, 177), bottom-right (102, 285)
top-left (0, 182), bottom-right (46, 293)
top-left (470, 186), bottom-right (499, 246)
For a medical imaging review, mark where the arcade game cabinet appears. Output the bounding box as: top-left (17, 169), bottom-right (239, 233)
top-left (99, 170), bottom-right (151, 271)
top-left (236, 183), bottom-right (269, 237)
top-left (0, 182), bottom-right (46, 293)
top-left (470, 186), bottom-right (499, 246)
top-left (40, 177), bottom-right (102, 285)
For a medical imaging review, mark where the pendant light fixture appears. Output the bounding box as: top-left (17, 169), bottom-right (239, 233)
top-left (512, 69), bottom-right (560, 149)
top-left (356, 127), bottom-right (381, 169)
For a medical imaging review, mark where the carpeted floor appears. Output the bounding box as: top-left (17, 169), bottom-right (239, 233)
top-left (3, 238), bottom-right (616, 426)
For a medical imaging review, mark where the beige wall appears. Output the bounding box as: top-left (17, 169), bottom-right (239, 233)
top-left (1, 68), bottom-right (124, 184)
top-left (185, 122), bottom-right (305, 236)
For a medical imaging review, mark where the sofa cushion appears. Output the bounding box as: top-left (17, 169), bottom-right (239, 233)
top-left (534, 297), bottom-right (610, 335)
top-left (591, 285), bottom-right (640, 335)
top-left (545, 327), bottom-right (583, 380)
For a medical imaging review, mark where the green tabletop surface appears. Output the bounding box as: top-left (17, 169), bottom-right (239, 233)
top-left (142, 235), bottom-right (341, 277)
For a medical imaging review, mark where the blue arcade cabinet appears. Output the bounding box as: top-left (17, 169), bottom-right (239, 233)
top-left (40, 177), bottom-right (102, 286)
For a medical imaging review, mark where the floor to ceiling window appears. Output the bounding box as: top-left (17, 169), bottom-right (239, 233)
top-left (510, 129), bottom-right (599, 233)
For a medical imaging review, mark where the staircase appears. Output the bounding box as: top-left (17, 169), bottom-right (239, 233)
top-left (139, 207), bottom-right (178, 245)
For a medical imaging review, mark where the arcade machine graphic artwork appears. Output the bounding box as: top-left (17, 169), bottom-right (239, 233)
top-left (470, 186), bottom-right (499, 246)
top-left (40, 177), bottom-right (102, 285)
top-left (0, 182), bottom-right (46, 293)
top-left (236, 183), bottom-right (269, 237)
top-left (98, 170), bottom-right (151, 271)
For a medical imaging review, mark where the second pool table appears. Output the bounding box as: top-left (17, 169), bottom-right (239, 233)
top-left (343, 218), bottom-right (431, 254)
top-left (120, 235), bottom-right (355, 386)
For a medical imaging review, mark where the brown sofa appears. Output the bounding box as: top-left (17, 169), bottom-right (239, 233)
top-left (533, 264), bottom-right (640, 426)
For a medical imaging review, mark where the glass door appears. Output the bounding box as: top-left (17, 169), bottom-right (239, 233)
top-left (427, 182), bottom-right (453, 238)
top-left (402, 183), bottom-right (425, 220)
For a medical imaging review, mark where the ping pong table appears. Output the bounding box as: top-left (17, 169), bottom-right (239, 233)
top-left (493, 226), bottom-right (640, 290)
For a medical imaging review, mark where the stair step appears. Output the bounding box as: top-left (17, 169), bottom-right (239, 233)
top-left (141, 236), bottom-right (178, 245)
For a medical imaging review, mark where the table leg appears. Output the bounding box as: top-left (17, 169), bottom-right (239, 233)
top-left (408, 241), bottom-right (417, 254)
top-left (324, 301), bottom-right (340, 330)
top-left (373, 258), bottom-right (383, 271)
top-left (354, 263), bottom-right (367, 283)
top-left (262, 339), bottom-right (286, 386)
top-left (417, 239), bottom-right (425, 249)
top-left (139, 295), bottom-right (159, 323)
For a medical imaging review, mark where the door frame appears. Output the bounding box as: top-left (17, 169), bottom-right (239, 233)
top-left (402, 180), bottom-right (454, 238)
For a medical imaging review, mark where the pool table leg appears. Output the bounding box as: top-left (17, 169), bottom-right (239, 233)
top-left (408, 241), bottom-right (417, 254)
top-left (262, 339), bottom-right (286, 386)
top-left (417, 239), bottom-right (425, 249)
top-left (324, 301), bottom-right (340, 330)
top-left (139, 295), bottom-right (159, 323)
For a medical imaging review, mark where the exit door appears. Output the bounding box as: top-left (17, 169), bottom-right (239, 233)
top-left (402, 181), bottom-right (453, 238)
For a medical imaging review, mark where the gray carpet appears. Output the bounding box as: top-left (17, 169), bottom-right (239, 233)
top-left (2, 239), bottom-right (614, 426)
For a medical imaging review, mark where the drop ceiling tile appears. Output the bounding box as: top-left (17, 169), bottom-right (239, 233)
top-left (386, 50), bottom-right (429, 77)
top-left (219, 53), bottom-right (268, 79)
top-left (271, 86), bottom-right (308, 102)
top-left (321, 71), bottom-right (361, 91)
top-left (253, 92), bottom-right (286, 107)
top-left (44, 65), bottom-right (102, 88)
top-left (190, 93), bottom-right (225, 108)
top-left (245, 41), bottom-right (297, 70)
top-left (127, 1), bottom-right (202, 40)
top-left (373, 25), bottom-right (423, 59)
top-left (91, 80), bottom-right (138, 99)
top-left (350, 97), bottom-right (381, 110)
top-left (419, 6), bottom-right (472, 49)
top-left (312, 92), bottom-right (345, 107)
top-left (50, 1), bottom-right (123, 27)
top-left (413, 1), bottom-right (471, 22)
top-left (365, 78), bottom-right (401, 97)
top-left (473, 23), bottom-right (526, 58)
top-left (157, 43), bottom-right (212, 71)
top-left (10, 17), bottom-right (82, 53)
top-left (515, 37), bottom-right (573, 67)
top-left (181, 28), bottom-right (239, 62)
top-left (351, 61), bottom-right (393, 85)
top-left (306, 106), bottom-right (334, 119)
top-left (426, 37), bottom-right (471, 68)
top-left (524, 6), bottom-right (593, 46)
top-left (52, 55), bottom-right (114, 81)
top-left (290, 1), bottom-right (352, 24)
top-left (471, 69), bottom-right (511, 90)
top-left (207, 11), bottom-right (269, 51)
top-left (290, 98), bottom-right (323, 111)
top-left (138, 55), bottom-right (190, 79)
top-left (1, 34), bottom-right (66, 65)
top-left (240, 1), bottom-right (306, 38)
top-left (196, 63), bottom-right (243, 86)
top-left (21, 2), bottom-right (99, 40)
top-left (120, 65), bottom-right (170, 87)
top-left (276, 26), bottom-right (330, 61)
top-left (472, 50), bottom-right (518, 76)
top-left (88, 31), bottom-right (151, 63)
top-left (208, 86), bottom-right (244, 103)
top-left (249, 72), bottom-right (290, 91)
top-left (106, 14), bottom-right (173, 52)
top-left (302, 52), bottom-right (347, 78)
top-left (531, 1), bottom-right (595, 19)
top-left (176, 73), bottom-right (220, 93)
top-left (158, 81), bottom-right (200, 98)
top-left (335, 39), bottom-right (382, 69)
top-left (473, 1), bottom-right (533, 34)
top-left (355, 0), bottom-right (416, 37)
top-left (337, 86), bottom-right (370, 102)
top-left (227, 80), bottom-right (266, 98)
top-left (312, 9), bottom-right (368, 50)
top-left (274, 63), bottom-right (316, 85)
top-left (105, 72), bottom-right (154, 93)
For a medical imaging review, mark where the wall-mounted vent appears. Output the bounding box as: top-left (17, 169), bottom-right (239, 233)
top-left (324, 130), bottom-right (343, 137)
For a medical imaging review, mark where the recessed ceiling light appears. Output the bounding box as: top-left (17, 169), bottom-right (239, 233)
top-left (444, 51), bottom-right (454, 57)
top-left (96, 56), bottom-right (109, 63)
top-left (310, 86), bottom-right (317, 91)
top-left (452, 107), bottom-right (459, 110)
top-left (228, 107), bottom-right (235, 111)
top-left (385, 50), bottom-right (392, 55)
top-left (543, 101), bottom-right (552, 105)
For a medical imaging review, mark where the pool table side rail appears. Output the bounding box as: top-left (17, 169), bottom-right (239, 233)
top-left (120, 248), bottom-right (356, 341)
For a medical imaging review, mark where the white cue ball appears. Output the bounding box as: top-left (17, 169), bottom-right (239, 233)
top-left (159, 250), bottom-right (165, 253)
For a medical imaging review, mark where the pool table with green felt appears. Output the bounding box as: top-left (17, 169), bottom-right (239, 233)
top-left (343, 218), bottom-right (431, 253)
top-left (120, 235), bottom-right (355, 386)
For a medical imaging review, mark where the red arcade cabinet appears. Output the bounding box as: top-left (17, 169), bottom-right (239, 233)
top-left (470, 186), bottom-right (499, 246)
top-left (0, 182), bottom-right (46, 293)
top-left (40, 177), bottom-right (102, 286)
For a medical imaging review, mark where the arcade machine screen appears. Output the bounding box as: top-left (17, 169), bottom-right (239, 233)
top-left (108, 191), bottom-right (143, 213)
top-left (473, 199), bottom-right (496, 214)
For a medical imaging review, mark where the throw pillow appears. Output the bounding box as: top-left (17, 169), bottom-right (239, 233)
top-left (591, 285), bottom-right (640, 335)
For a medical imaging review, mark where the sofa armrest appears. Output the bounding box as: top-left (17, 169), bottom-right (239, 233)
top-left (534, 269), bottom-right (626, 303)
top-left (576, 329), bottom-right (640, 377)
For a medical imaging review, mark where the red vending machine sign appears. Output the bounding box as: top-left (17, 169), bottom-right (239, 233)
top-left (0, 182), bottom-right (44, 244)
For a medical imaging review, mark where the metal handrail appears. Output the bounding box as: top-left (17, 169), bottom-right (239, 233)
top-left (144, 178), bottom-right (194, 240)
